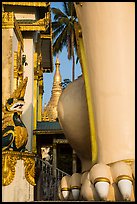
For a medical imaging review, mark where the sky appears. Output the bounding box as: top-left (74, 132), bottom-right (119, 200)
top-left (42, 2), bottom-right (82, 108)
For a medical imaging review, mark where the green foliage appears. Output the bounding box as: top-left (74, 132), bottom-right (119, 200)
top-left (51, 2), bottom-right (79, 81)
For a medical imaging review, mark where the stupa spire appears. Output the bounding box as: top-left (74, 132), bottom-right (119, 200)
top-left (42, 56), bottom-right (62, 121)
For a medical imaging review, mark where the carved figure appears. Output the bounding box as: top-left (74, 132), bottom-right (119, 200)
top-left (41, 147), bottom-right (51, 161)
top-left (2, 77), bottom-right (28, 152)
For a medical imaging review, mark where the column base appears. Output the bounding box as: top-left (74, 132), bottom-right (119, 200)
top-left (2, 150), bottom-right (36, 202)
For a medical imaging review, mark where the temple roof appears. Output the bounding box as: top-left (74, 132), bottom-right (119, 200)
top-left (37, 121), bottom-right (62, 130)
top-left (33, 121), bottom-right (63, 135)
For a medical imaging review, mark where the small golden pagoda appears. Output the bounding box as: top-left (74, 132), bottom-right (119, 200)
top-left (42, 57), bottom-right (62, 121)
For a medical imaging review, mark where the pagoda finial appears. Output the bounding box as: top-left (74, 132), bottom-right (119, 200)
top-left (55, 54), bottom-right (60, 65)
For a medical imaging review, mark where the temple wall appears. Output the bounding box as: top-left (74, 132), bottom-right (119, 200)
top-left (2, 160), bottom-right (34, 202)
top-left (2, 29), bottom-right (13, 104)
top-left (11, 28), bottom-right (18, 92)
top-left (21, 37), bottom-right (34, 151)
top-left (2, 28), bottom-right (18, 104)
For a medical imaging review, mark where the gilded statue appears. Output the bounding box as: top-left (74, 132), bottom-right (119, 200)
top-left (2, 77), bottom-right (28, 152)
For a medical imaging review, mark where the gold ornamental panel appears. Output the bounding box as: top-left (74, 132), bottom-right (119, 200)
top-left (2, 153), bottom-right (19, 186)
top-left (2, 12), bottom-right (14, 28)
top-left (2, 2), bottom-right (50, 8)
top-left (23, 157), bottom-right (36, 186)
top-left (2, 151), bottom-right (36, 186)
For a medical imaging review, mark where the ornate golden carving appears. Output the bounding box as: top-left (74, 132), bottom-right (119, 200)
top-left (2, 12), bottom-right (14, 27)
top-left (34, 53), bottom-right (44, 97)
top-left (2, 12), bottom-right (24, 50)
top-left (19, 14), bottom-right (50, 31)
top-left (2, 151), bottom-right (36, 186)
top-left (34, 52), bottom-right (38, 75)
top-left (17, 42), bottom-right (22, 70)
top-left (38, 54), bottom-right (42, 70)
top-left (18, 73), bottom-right (23, 85)
top-left (13, 43), bottom-right (22, 87)
top-left (14, 43), bottom-right (23, 86)
top-left (40, 34), bottom-right (52, 39)
top-left (14, 51), bottom-right (18, 79)
top-left (34, 53), bottom-right (42, 74)
top-left (2, 2), bottom-right (50, 7)
top-left (10, 77), bottom-right (28, 100)
top-left (2, 78), bottom-right (28, 151)
top-left (2, 152), bottom-right (19, 186)
top-left (23, 157), bottom-right (36, 186)
top-left (14, 126), bottom-right (28, 149)
top-left (2, 112), bottom-right (15, 131)
top-left (33, 16), bottom-right (49, 26)
top-left (41, 113), bottom-right (50, 122)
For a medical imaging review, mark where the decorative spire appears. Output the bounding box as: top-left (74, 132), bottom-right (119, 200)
top-left (42, 57), bottom-right (62, 121)
top-left (55, 55), bottom-right (60, 65)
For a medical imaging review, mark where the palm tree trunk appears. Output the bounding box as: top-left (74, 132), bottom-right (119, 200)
top-left (71, 30), bottom-right (75, 82)
top-left (72, 53), bottom-right (75, 81)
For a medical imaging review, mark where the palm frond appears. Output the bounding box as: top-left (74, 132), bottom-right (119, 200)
top-left (52, 17), bottom-right (70, 29)
top-left (58, 17), bottom-right (69, 25)
top-left (52, 24), bottom-right (65, 39)
top-left (68, 2), bottom-right (75, 16)
top-left (51, 2), bottom-right (78, 81)
top-left (51, 8), bottom-right (67, 20)
top-left (63, 2), bottom-right (69, 16)
top-left (52, 21), bottom-right (62, 30)
top-left (53, 25), bottom-right (69, 55)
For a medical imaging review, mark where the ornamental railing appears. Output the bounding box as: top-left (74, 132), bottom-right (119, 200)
top-left (34, 156), bottom-right (70, 201)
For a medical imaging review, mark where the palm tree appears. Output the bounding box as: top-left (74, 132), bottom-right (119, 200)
top-left (51, 2), bottom-right (78, 81)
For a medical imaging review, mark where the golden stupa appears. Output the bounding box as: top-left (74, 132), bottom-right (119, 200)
top-left (42, 57), bottom-right (62, 121)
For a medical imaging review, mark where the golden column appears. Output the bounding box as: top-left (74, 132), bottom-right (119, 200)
top-left (13, 51), bottom-right (18, 90)
top-left (32, 53), bottom-right (39, 153)
top-left (17, 41), bottom-right (23, 85)
top-left (38, 72), bottom-right (43, 121)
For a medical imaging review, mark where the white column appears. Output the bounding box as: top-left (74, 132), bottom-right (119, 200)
top-left (21, 38), bottom-right (34, 151)
top-left (2, 160), bottom-right (34, 202)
